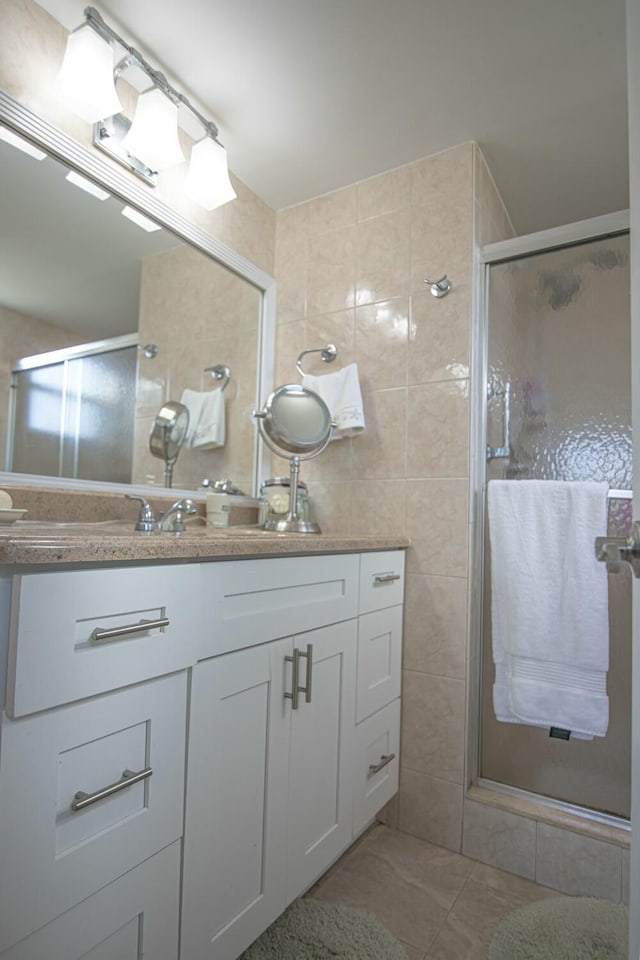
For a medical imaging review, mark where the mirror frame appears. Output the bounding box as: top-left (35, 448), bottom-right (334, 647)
top-left (0, 89), bottom-right (275, 499)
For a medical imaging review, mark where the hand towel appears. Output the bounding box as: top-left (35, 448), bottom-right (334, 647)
top-left (488, 479), bottom-right (609, 739)
top-left (180, 388), bottom-right (226, 449)
top-left (301, 362), bottom-right (365, 439)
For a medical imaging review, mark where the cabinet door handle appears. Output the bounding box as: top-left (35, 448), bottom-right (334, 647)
top-left (71, 766), bottom-right (153, 812)
top-left (373, 573), bottom-right (401, 585)
top-left (298, 643), bottom-right (313, 704)
top-left (285, 648), bottom-right (300, 709)
top-left (89, 617), bottom-right (170, 644)
top-left (368, 753), bottom-right (395, 777)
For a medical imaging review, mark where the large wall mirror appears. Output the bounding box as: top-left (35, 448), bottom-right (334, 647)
top-left (0, 91), bottom-right (275, 498)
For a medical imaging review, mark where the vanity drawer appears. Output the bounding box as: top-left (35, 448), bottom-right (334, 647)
top-left (353, 699), bottom-right (401, 837)
top-left (202, 554), bottom-right (359, 657)
top-left (7, 563), bottom-right (201, 717)
top-left (359, 551), bottom-right (405, 614)
top-left (0, 841), bottom-right (181, 960)
top-left (0, 672), bottom-right (186, 954)
top-left (356, 605), bottom-right (403, 723)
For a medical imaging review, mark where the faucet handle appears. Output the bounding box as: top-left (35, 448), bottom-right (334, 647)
top-left (125, 494), bottom-right (158, 533)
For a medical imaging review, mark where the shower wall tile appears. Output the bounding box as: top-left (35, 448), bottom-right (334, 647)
top-left (401, 671), bottom-right (465, 783)
top-left (351, 388), bottom-right (407, 479)
top-left (408, 288), bottom-right (471, 385)
top-left (398, 769), bottom-right (464, 852)
top-left (462, 799), bottom-right (537, 880)
top-left (405, 478), bottom-right (469, 578)
top-left (407, 381), bottom-right (470, 478)
top-left (275, 319), bottom-right (306, 384)
top-left (301, 309), bottom-right (356, 372)
top-left (356, 166), bottom-right (411, 222)
top-left (355, 208), bottom-right (411, 305)
top-left (355, 299), bottom-right (409, 393)
top-left (411, 144), bottom-right (473, 210)
top-left (535, 823), bottom-right (623, 901)
top-left (307, 226), bottom-right (357, 316)
top-left (403, 574), bottom-right (467, 679)
top-left (348, 480), bottom-right (407, 537)
top-left (305, 186), bottom-right (357, 236)
top-left (410, 202), bottom-right (472, 296)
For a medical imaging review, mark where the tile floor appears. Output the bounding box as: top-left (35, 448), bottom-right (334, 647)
top-left (308, 823), bottom-right (565, 959)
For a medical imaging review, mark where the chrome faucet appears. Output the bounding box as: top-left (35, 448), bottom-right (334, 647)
top-left (125, 495), bottom-right (198, 533)
top-left (158, 498), bottom-right (198, 532)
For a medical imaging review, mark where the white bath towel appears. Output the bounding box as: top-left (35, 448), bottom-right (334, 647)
top-left (302, 362), bottom-right (365, 439)
top-left (488, 479), bottom-right (610, 739)
top-left (180, 388), bottom-right (226, 449)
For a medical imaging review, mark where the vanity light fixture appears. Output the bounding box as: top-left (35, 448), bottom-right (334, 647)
top-left (121, 205), bottom-right (162, 232)
top-left (65, 170), bottom-right (110, 200)
top-left (57, 6), bottom-right (236, 210)
top-left (0, 125), bottom-right (47, 161)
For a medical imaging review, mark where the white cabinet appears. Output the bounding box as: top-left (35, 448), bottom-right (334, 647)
top-left (181, 619), bottom-right (356, 960)
top-left (0, 548), bottom-right (404, 960)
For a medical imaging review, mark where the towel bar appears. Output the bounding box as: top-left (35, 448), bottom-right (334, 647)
top-left (296, 344), bottom-right (337, 377)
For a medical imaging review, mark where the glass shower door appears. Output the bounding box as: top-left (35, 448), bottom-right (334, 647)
top-left (481, 232), bottom-right (631, 818)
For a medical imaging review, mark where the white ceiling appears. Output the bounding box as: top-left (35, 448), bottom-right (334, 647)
top-left (36, 0), bottom-right (629, 235)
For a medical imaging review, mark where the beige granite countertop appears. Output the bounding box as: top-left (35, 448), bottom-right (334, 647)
top-left (0, 520), bottom-right (409, 567)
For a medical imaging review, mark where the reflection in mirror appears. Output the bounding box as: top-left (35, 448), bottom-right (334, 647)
top-left (0, 119), bottom-right (264, 495)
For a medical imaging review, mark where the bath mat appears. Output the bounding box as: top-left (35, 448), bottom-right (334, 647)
top-left (488, 896), bottom-right (628, 960)
top-left (239, 897), bottom-right (407, 960)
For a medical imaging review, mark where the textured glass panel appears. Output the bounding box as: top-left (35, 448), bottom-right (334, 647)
top-left (9, 346), bottom-right (136, 483)
top-left (481, 234), bottom-right (631, 818)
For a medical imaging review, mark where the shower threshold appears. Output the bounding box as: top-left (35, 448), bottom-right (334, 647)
top-left (473, 779), bottom-right (630, 847)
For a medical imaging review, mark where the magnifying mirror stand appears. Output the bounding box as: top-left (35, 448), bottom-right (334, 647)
top-left (269, 455), bottom-right (319, 534)
top-left (163, 453), bottom-right (178, 488)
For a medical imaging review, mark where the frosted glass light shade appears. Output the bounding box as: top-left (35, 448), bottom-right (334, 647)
top-left (185, 137), bottom-right (237, 210)
top-left (56, 24), bottom-right (122, 123)
top-left (122, 88), bottom-right (185, 172)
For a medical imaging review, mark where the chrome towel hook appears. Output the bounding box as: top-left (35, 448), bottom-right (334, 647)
top-left (425, 275), bottom-right (452, 298)
top-left (295, 343), bottom-right (338, 377)
top-left (204, 363), bottom-right (231, 390)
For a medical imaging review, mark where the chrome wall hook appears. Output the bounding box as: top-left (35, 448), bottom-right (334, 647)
top-left (425, 275), bottom-right (452, 298)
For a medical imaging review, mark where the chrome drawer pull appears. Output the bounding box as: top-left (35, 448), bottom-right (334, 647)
top-left (285, 648), bottom-right (301, 709)
top-left (89, 617), bottom-right (170, 644)
top-left (373, 573), bottom-right (401, 585)
top-left (368, 753), bottom-right (396, 777)
top-left (298, 643), bottom-right (313, 704)
top-left (71, 766), bottom-right (153, 812)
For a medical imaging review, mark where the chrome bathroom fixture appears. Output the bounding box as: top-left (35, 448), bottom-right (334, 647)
top-left (486, 381), bottom-right (511, 460)
top-left (57, 6), bottom-right (236, 209)
top-left (295, 344), bottom-right (338, 377)
top-left (148, 400), bottom-right (190, 487)
top-left (596, 516), bottom-right (640, 577)
top-left (139, 343), bottom-right (158, 359)
top-left (204, 363), bottom-right (231, 390)
top-left (253, 384), bottom-right (333, 533)
top-left (125, 493), bottom-right (198, 532)
top-left (425, 275), bottom-right (453, 298)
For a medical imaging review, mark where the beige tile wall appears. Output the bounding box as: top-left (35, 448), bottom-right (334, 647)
top-left (274, 143), bottom-right (512, 848)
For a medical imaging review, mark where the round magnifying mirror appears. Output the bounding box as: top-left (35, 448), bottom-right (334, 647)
top-left (261, 384), bottom-right (332, 455)
top-left (254, 385), bottom-right (333, 534)
top-left (149, 400), bottom-right (190, 486)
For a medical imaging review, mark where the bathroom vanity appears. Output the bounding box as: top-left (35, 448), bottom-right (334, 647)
top-left (0, 529), bottom-right (406, 959)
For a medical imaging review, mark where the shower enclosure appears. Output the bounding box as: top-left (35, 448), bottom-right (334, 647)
top-left (478, 224), bottom-right (631, 820)
top-left (7, 334), bottom-right (138, 484)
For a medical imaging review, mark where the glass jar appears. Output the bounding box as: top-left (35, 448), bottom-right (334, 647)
top-left (260, 477), bottom-right (309, 525)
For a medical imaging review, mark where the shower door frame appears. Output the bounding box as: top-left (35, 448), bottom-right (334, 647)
top-left (469, 208), bottom-right (631, 827)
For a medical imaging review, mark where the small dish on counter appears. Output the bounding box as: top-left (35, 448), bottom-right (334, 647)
top-left (0, 509), bottom-right (27, 524)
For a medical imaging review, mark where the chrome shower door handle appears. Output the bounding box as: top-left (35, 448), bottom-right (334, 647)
top-left (595, 520), bottom-right (640, 577)
top-left (486, 381), bottom-right (511, 460)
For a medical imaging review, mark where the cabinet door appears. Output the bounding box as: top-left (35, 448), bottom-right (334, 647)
top-left (0, 842), bottom-right (180, 960)
top-left (181, 638), bottom-right (291, 960)
top-left (286, 619), bottom-right (356, 899)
